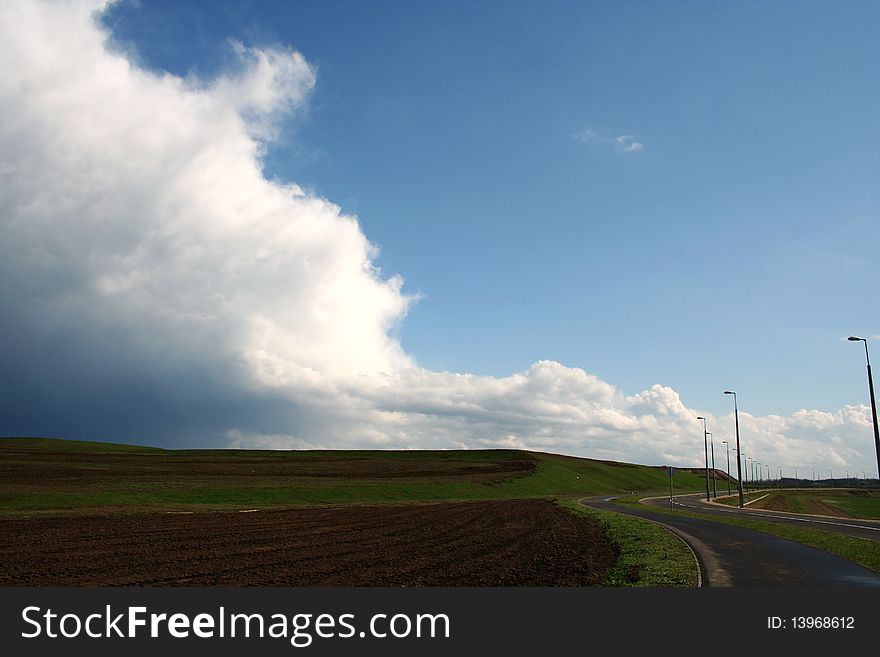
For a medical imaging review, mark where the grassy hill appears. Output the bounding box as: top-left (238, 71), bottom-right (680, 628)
top-left (0, 437), bottom-right (708, 512)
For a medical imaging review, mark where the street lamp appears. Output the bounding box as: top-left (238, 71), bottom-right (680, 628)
top-left (708, 432), bottom-right (717, 498)
top-left (721, 440), bottom-right (732, 496)
top-left (724, 390), bottom-right (744, 507)
top-left (697, 416), bottom-right (710, 501)
top-left (848, 336), bottom-right (880, 479)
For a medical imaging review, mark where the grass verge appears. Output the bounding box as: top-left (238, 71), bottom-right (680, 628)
top-left (559, 499), bottom-right (698, 587)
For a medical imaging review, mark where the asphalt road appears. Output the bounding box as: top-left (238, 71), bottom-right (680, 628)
top-left (651, 491), bottom-right (880, 543)
top-left (581, 496), bottom-right (880, 587)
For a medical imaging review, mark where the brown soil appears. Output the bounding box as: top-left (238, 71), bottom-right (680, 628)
top-left (754, 494), bottom-right (853, 518)
top-left (757, 493), bottom-right (791, 512)
top-left (0, 445), bottom-right (536, 493)
top-left (0, 499), bottom-right (617, 586)
top-left (804, 500), bottom-right (852, 518)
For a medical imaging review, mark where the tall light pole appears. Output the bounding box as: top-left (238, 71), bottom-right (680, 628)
top-left (733, 447), bottom-right (742, 491)
top-left (697, 416), bottom-right (710, 501)
top-left (722, 440), bottom-right (731, 496)
top-left (849, 337), bottom-right (880, 479)
top-left (724, 390), bottom-right (744, 507)
top-left (708, 432), bottom-right (717, 498)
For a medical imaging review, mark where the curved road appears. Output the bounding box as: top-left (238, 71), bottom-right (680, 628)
top-left (581, 496), bottom-right (880, 587)
top-left (652, 492), bottom-right (880, 543)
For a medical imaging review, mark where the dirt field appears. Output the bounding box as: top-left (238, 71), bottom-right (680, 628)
top-left (0, 443), bottom-right (536, 492)
top-left (0, 499), bottom-right (616, 586)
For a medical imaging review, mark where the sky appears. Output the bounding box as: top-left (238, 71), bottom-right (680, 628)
top-left (1, 0), bottom-right (878, 477)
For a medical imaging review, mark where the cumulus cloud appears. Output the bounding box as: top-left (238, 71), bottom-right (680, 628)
top-left (574, 128), bottom-right (645, 153)
top-left (1, 0), bottom-right (412, 386)
top-left (212, 41), bottom-right (316, 141)
top-left (0, 1), bottom-right (875, 476)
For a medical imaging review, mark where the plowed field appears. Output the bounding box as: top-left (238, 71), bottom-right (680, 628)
top-left (0, 499), bottom-right (616, 586)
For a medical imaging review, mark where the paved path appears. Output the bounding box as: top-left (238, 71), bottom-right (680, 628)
top-left (580, 496), bottom-right (880, 587)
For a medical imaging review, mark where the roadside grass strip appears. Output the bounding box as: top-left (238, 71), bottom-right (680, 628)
top-left (560, 499), bottom-right (699, 587)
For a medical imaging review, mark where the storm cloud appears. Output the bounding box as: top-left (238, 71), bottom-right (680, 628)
top-left (0, 1), bottom-right (875, 475)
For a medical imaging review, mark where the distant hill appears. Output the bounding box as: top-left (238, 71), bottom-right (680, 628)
top-left (0, 436), bottom-right (711, 511)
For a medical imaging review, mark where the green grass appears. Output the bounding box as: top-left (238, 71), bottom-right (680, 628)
top-left (559, 499), bottom-right (698, 587)
top-left (616, 499), bottom-right (880, 573)
top-left (828, 491), bottom-right (880, 518)
top-left (0, 437), bottom-right (709, 511)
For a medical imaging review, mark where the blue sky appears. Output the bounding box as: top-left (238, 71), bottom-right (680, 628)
top-left (1, 0), bottom-right (878, 473)
top-left (102, 0), bottom-right (880, 418)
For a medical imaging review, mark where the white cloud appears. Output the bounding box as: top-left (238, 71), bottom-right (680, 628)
top-left (212, 41), bottom-right (316, 141)
top-left (614, 134), bottom-right (644, 153)
top-left (573, 129), bottom-right (600, 143)
top-left (574, 128), bottom-right (645, 153)
top-left (1, 0), bottom-right (413, 387)
top-left (0, 2), bottom-right (875, 476)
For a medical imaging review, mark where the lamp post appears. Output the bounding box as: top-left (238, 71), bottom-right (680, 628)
top-left (794, 466), bottom-right (798, 490)
top-left (708, 432), bottom-right (717, 498)
top-left (697, 416), bottom-right (710, 502)
top-left (722, 440), bottom-right (731, 496)
top-left (848, 337), bottom-right (880, 479)
top-left (724, 391), bottom-right (744, 507)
